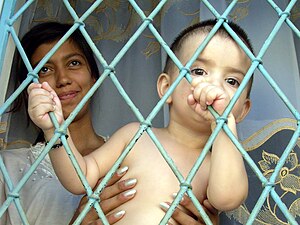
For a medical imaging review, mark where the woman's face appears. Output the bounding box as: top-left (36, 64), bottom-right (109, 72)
top-left (31, 40), bottom-right (96, 119)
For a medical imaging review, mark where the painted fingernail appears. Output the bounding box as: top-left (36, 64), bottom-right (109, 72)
top-left (123, 189), bottom-right (137, 198)
top-left (124, 178), bottom-right (137, 187)
top-left (114, 210), bottom-right (125, 219)
top-left (116, 166), bottom-right (128, 176)
top-left (172, 193), bottom-right (184, 202)
top-left (160, 202), bottom-right (170, 210)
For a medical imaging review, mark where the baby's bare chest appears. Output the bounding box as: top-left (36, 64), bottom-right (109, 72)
top-left (111, 135), bottom-right (209, 224)
top-left (121, 135), bottom-right (209, 202)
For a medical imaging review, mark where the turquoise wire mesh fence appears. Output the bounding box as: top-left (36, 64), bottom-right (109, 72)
top-left (0, 0), bottom-right (299, 225)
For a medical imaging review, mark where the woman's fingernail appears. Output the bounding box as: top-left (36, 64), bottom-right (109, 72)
top-left (160, 202), bottom-right (170, 210)
top-left (116, 166), bottom-right (128, 176)
top-left (124, 178), bottom-right (137, 187)
top-left (114, 210), bottom-right (125, 219)
top-left (123, 189), bottom-right (137, 198)
top-left (172, 193), bottom-right (184, 202)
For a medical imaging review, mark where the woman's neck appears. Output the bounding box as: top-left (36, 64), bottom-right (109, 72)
top-left (68, 114), bottom-right (105, 156)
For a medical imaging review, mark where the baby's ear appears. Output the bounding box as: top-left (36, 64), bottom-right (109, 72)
top-left (157, 73), bottom-right (172, 104)
top-left (236, 98), bottom-right (251, 123)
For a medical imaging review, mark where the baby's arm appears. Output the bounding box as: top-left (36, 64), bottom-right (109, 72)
top-left (28, 82), bottom-right (129, 194)
top-left (208, 115), bottom-right (248, 211)
top-left (28, 82), bottom-right (98, 194)
top-left (188, 77), bottom-right (248, 211)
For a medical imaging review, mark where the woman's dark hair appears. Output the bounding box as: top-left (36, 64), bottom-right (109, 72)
top-left (11, 21), bottom-right (100, 122)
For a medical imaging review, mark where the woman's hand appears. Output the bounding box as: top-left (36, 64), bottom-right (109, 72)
top-left (160, 195), bottom-right (219, 225)
top-left (69, 166), bottom-right (137, 225)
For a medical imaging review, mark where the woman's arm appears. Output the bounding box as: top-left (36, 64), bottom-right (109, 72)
top-left (70, 166), bottom-right (137, 225)
top-left (160, 195), bottom-right (219, 225)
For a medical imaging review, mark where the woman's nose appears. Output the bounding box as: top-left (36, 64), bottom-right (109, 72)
top-left (56, 68), bottom-right (72, 87)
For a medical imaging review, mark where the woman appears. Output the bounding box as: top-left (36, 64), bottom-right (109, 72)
top-left (0, 22), bottom-right (136, 225)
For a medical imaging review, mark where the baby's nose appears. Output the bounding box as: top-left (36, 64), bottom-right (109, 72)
top-left (210, 78), bottom-right (223, 86)
top-left (191, 76), bottom-right (206, 86)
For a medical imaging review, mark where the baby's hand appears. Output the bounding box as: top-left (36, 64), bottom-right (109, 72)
top-left (28, 82), bottom-right (63, 134)
top-left (187, 77), bottom-right (230, 120)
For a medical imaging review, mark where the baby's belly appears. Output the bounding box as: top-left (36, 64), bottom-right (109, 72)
top-left (108, 166), bottom-right (189, 225)
top-left (113, 198), bottom-right (178, 225)
top-left (107, 135), bottom-right (206, 224)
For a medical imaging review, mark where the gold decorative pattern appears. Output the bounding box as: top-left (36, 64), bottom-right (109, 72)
top-left (32, 1), bottom-right (202, 58)
top-left (31, 0), bottom-right (267, 58)
top-left (260, 150), bottom-right (300, 194)
top-left (242, 118), bottom-right (297, 151)
top-left (0, 122), bottom-right (7, 150)
top-left (0, 121), bottom-right (32, 150)
top-left (227, 0), bottom-right (250, 22)
top-left (226, 118), bottom-right (300, 224)
top-left (0, 122), bottom-right (6, 134)
top-left (26, 0), bottom-right (300, 60)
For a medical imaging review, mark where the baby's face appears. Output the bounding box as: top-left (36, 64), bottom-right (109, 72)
top-left (171, 33), bottom-right (251, 123)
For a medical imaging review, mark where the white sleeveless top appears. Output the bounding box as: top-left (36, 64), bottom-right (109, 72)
top-left (0, 140), bottom-right (106, 225)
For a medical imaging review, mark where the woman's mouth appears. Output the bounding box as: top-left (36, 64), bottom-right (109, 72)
top-left (58, 91), bottom-right (78, 101)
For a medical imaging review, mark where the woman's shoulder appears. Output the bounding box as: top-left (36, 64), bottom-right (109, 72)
top-left (0, 142), bottom-right (45, 159)
top-left (0, 142), bottom-right (56, 178)
top-left (0, 145), bottom-right (35, 159)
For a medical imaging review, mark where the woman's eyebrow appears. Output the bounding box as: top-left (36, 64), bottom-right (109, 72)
top-left (32, 53), bottom-right (85, 68)
top-left (63, 53), bottom-right (85, 60)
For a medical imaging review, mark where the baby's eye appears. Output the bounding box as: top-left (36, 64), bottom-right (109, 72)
top-left (226, 78), bottom-right (240, 87)
top-left (190, 68), bottom-right (207, 76)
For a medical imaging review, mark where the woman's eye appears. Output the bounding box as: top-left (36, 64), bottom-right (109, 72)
top-left (39, 66), bottom-right (49, 74)
top-left (226, 78), bottom-right (240, 87)
top-left (190, 68), bottom-right (207, 76)
top-left (70, 60), bottom-right (80, 67)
